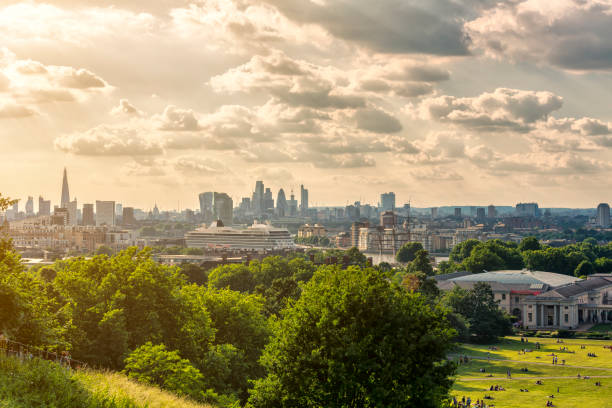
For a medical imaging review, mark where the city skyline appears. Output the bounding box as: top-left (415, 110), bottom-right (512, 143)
top-left (1, 1), bottom-right (612, 208)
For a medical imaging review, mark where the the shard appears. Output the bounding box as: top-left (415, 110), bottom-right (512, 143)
top-left (61, 167), bottom-right (70, 208)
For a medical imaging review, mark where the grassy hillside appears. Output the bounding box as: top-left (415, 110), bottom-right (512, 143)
top-left (0, 353), bottom-right (215, 408)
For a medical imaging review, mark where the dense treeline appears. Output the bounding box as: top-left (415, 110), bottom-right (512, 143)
top-left (434, 237), bottom-right (612, 277)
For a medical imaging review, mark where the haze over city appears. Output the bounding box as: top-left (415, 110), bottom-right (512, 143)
top-left (1, 0), bottom-right (612, 208)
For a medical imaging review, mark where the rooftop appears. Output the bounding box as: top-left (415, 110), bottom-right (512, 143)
top-left (450, 270), bottom-right (579, 288)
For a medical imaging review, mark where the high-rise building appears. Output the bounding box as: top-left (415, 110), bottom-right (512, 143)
top-left (487, 205), bottom-right (497, 218)
top-left (380, 192), bottom-right (395, 211)
top-left (276, 189), bottom-right (288, 217)
top-left (198, 192), bottom-right (214, 222)
top-left (300, 184), bottom-right (309, 216)
top-left (96, 200), bottom-right (116, 226)
top-left (123, 207), bottom-right (136, 226)
top-left (264, 188), bottom-right (274, 212)
top-left (213, 192), bottom-right (233, 226)
top-left (454, 208), bottom-right (462, 217)
top-left (66, 199), bottom-right (78, 226)
top-left (476, 207), bottom-right (485, 220)
top-left (38, 196), bottom-right (51, 216)
top-left (25, 196), bottom-right (34, 217)
top-left (351, 221), bottom-right (369, 248)
top-left (516, 202), bottom-right (539, 217)
top-left (61, 167), bottom-right (70, 209)
top-left (288, 191), bottom-right (298, 217)
top-left (597, 203), bottom-right (610, 227)
top-left (252, 181), bottom-right (265, 215)
top-left (52, 207), bottom-right (68, 225)
top-left (82, 203), bottom-right (95, 226)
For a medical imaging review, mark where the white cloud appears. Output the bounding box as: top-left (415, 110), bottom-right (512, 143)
top-left (55, 125), bottom-right (163, 156)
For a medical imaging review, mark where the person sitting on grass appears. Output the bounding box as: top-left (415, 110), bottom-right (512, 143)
top-left (536, 380), bottom-right (543, 385)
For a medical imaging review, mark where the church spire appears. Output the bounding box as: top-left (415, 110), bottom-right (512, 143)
top-left (61, 167), bottom-right (70, 208)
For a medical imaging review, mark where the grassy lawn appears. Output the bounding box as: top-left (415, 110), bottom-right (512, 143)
top-left (452, 336), bottom-right (612, 407)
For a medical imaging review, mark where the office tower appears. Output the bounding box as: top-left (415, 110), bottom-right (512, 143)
top-left (61, 167), bottom-right (70, 209)
top-left (288, 191), bottom-right (298, 217)
top-left (487, 205), bottom-right (497, 218)
top-left (25, 196), bottom-right (34, 217)
top-left (380, 192), bottom-right (395, 211)
top-left (198, 192), bottom-right (214, 222)
top-left (152, 204), bottom-right (160, 220)
top-left (115, 203), bottom-right (123, 218)
top-left (252, 181), bottom-right (264, 215)
top-left (212, 192), bottom-right (233, 226)
top-left (454, 208), bottom-right (462, 217)
top-left (597, 203), bottom-right (610, 227)
top-left (351, 221), bottom-right (368, 247)
top-left (431, 207), bottom-right (438, 219)
top-left (67, 199), bottom-right (78, 226)
top-left (300, 184), bottom-right (309, 216)
top-left (122, 207), bottom-right (136, 225)
top-left (516, 202), bottom-right (539, 217)
top-left (276, 189), bottom-right (288, 217)
top-left (96, 200), bottom-right (116, 226)
top-left (239, 197), bottom-right (251, 212)
top-left (264, 188), bottom-right (274, 211)
top-left (82, 203), bottom-right (95, 226)
top-left (476, 207), bottom-right (485, 220)
top-left (12, 202), bottom-right (18, 213)
top-left (38, 196), bottom-right (51, 216)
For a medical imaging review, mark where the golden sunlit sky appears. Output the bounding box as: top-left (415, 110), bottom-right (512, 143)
top-left (1, 0), bottom-right (611, 210)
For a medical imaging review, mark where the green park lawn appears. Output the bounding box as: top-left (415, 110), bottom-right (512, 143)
top-left (452, 337), bottom-right (612, 407)
top-left (589, 323), bottom-right (612, 332)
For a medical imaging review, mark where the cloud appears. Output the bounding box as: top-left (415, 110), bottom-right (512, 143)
top-left (55, 125), bottom-right (163, 156)
top-left (56, 67), bottom-right (107, 89)
top-left (466, 0), bottom-right (612, 71)
top-left (173, 156), bottom-right (228, 176)
top-left (312, 153), bottom-right (376, 168)
top-left (412, 88), bottom-right (563, 132)
top-left (111, 99), bottom-right (143, 116)
top-left (0, 101), bottom-right (36, 118)
top-left (260, 0), bottom-right (474, 55)
top-left (353, 107), bottom-right (402, 133)
top-left (156, 105), bottom-right (200, 131)
top-left (210, 50), bottom-right (366, 109)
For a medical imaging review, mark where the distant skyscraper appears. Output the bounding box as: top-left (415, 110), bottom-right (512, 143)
top-left (476, 207), bottom-right (485, 220)
top-left (67, 199), bottom-right (78, 226)
top-left (264, 188), bottom-right (274, 211)
top-left (96, 201), bottom-right (116, 226)
top-left (288, 191), bottom-right (298, 217)
top-left (82, 203), bottom-right (95, 226)
top-left (380, 192), bottom-right (395, 211)
top-left (276, 189), bottom-right (288, 217)
top-left (213, 192), bottom-right (233, 226)
top-left (454, 208), bottom-right (462, 217)
top-left (597, 203), bottom-right (610, 227)
top-left (487, 205), bottom-right (497, 218)
top-left (516, 202), bottom-right (539, 217)
top-left (431, 207), bottom-right (438, 219)
top-left (123, 207), bottom-right (136, 226)
top-left (252, 181), bottom-right (265, 215)
top-left (25, 196), bottom-right (34, 217)
top-left (300, 184), bottom-right (309, 216)
top-left (199, 192), bottom-right (214, 222)
top-left (61, 167), bottom-right (70, 209)
top-left (38, 196), bottom-right (51, 216)
top-left (380, 211), bottom-right (396, 228)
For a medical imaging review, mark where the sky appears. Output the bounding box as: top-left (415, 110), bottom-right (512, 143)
top-left (1, 0), bottom-right (611, 210)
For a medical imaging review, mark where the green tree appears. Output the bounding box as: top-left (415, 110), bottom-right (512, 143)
top-left (208, 264), bottom-right (256, 293)
top-left (95, 245), bottom-right (113, 256)
top-left (595, 257), bottom-right (612, 274)
top-left (180, 263), bottom-right (208, 285)
top-left (443, 282), bottom-right (511, 343)
top-left (449, 239), bottom-right (480, 263)
top-left (395, 242), bottom-right (424, 263)
top-left (462, 246), bottom-right (505, 273)
top-left (574, 260), bottom-right (595, 277)
top-left (345, 246), bottom-right (367, 267)
top-left (518, 236), bottom-right (541, 252)
top-left (123, 342), bottom-right (205, 400)
top-left (583, 237), bottom-right (598, 246)
top-left (407, 249), bottom-right (434, 276)
top-left (248, 265), bottom-right (456, 408)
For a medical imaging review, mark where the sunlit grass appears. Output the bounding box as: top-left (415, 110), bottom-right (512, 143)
top-left (452, 337), bottom-right (612, 407)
